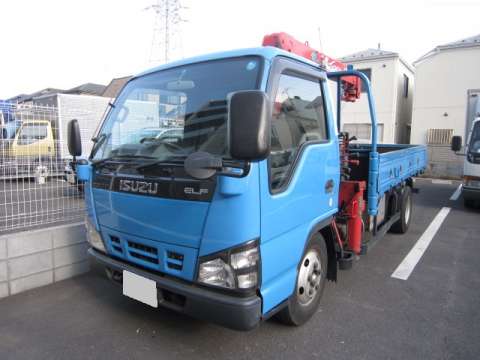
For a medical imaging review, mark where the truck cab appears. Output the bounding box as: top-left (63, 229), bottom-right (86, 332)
top-left (452, 118), bottom-right (480, 207)
top-left (70, 44), bottom-right (425, 330)
top-left (10, 120), bottom-right (55, 158)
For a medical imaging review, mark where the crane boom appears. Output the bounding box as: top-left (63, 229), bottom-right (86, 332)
top-left (262, 32), bottom-right (361, 102)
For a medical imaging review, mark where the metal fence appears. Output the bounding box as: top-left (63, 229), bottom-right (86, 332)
top-left (0, 99), bottom-right (109, 233)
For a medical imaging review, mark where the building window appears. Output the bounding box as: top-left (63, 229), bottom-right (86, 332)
top-left (403, 74), bottom-right (409, 98)
top-left (357, 68), bottom-right (372, 93)
top-left (269, 72), bottom-right (328, 191)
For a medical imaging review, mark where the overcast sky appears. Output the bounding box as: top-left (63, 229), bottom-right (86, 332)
top-left (0, 0), bottom-right (478, 98)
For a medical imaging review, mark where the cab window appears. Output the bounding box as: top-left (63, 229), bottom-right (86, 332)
top-left (269, 73), bottom-right (328, 191)
top-left (17, 123), bottom-right (49, 145)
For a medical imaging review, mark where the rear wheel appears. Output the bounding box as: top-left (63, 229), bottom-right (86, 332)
top-left (390, 186), bottom-right (412, 234)
top-left (277, 233), bottom-right (328, 326)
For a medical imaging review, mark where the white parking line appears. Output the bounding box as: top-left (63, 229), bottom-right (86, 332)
top-left (432, 179), bottom-right (452, 185)
top-left (450, 185), bottom-right (462, 201)
top-left (391, 207), bottom-right (451, 280)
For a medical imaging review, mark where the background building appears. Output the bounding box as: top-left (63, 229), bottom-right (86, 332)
top-left (339, 48), bottom-right (414, 144)
top-left (410, 34), bottom-right (480, 177)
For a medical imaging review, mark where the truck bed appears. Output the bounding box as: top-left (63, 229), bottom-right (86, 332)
top-left (349, 143), bottom-right (427, 197)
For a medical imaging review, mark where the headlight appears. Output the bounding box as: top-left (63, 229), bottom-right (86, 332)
top-left (85, 217), bottom-right (106, 252)
top-left (198, 258), bottom-right (235, 288)
top-left (197, 240), bottom-right (260, 291)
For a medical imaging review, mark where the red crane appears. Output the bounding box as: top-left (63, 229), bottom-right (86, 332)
top-left (262, 32), bottom-right (361, 102)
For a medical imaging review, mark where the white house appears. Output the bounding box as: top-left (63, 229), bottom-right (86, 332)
top-left (410, 34), bottom-right (480, 177)
top-left (338, 48), bottom-right (414, 144)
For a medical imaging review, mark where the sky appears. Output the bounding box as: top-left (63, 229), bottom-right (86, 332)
top-left (0, 0), bottom-right (479, 98)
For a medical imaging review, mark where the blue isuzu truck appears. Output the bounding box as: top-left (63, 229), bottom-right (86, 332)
top-left (68, 33), bottom-right (426, 330)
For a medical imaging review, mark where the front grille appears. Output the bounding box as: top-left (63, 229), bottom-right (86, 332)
top-left (102, 228), bottom-right (195, 280)
top-left (126, 240), bottom-right (159, 264)
top-left (128, 241), bottom-right (158, 255)
top-left (110, 236), bottom-right (123, 254)
top-left (166, 251), bottom-right (184, 271)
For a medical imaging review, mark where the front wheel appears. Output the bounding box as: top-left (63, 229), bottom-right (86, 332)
top-left (277, 233), bottom-right (328, 326)
top-left (390, 186), bottom-right (412, 234)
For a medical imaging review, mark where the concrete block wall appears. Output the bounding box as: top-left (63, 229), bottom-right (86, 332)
top-left (423, 144), bottom-right (464, 179)
top-left (0, 222), bottom-right (89, 299)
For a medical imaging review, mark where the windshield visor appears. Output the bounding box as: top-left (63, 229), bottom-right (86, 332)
top-left (92, 57), bottom-right (263, 162)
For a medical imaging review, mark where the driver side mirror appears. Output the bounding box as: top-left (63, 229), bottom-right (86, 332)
top-left (451, 135), bottom-right (462, 152)
top-left (67, 119), bottom-right (82, 157)
top-left (228, 90), bottom-right (270, 161)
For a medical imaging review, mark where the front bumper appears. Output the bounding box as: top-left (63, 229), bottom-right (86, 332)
top-left (463, 186), bottom-right (480, 201)
top-left (89, 248), bottom-right (262, 331)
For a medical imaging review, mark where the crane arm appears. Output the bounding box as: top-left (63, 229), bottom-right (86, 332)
top-left (262, 32), bottom-right (360, 102)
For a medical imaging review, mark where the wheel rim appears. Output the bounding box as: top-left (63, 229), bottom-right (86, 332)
top-left (405, 194), bottom-right (412, 224)
top-left (297, 249), bottom-right (322, 306)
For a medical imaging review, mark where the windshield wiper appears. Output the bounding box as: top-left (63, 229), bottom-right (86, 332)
top-left (135, 155), bottom-right (187, 171)
top-left (90, 133), bottom-right (109, 159)
top-left (92, 154), bottom-right (156, 167)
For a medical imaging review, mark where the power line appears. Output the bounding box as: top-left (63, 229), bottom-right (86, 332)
top-left (144, 0), bottom-right (186, 64)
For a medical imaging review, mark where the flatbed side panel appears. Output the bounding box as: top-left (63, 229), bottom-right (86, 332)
top-left (377, 144), bottom-right (427, 195)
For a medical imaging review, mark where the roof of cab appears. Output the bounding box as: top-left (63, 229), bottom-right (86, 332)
top-left (135, 46), bottom-right (322, 78)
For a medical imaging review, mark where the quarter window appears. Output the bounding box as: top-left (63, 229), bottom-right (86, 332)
top-left (269, 73), bottom-right (327, 191)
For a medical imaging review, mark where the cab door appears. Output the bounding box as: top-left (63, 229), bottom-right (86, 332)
top-left (259, 58), bottom-right (340, 313)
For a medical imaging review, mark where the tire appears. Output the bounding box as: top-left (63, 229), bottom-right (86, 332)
top-left (390, 186), bottom-right (412, 234)
top-left (277, 233), bottom-right (328, 326)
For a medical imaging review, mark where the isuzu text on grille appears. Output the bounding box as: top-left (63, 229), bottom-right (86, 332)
top-left (119, 179), bottom-right (158, 194)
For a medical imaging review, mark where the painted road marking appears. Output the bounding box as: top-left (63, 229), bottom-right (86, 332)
top-left (391, 207), bottom-right (451, 280)
top-left (450, 185), bottom-right (462, 201)
top-left (432, 179), bottom-right (452, 185)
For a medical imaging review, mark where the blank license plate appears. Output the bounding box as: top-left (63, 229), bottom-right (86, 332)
top-left (122, 270), bottom-right (158, 308)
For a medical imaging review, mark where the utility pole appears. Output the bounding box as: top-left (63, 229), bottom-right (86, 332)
top-left (145, 0), bottom-right (185, 64)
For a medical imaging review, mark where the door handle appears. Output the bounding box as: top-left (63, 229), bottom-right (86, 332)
top-left (325, 179), bottom-right (334, 193)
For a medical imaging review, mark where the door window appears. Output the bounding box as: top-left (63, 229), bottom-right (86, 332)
top-left (269, 73), bottom-right (328, 191)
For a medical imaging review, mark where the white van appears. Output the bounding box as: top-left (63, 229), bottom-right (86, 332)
top-left (452, 118), bottom-right (480, 207)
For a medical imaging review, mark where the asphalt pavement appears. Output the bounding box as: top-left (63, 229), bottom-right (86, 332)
top-left (0, 178), bottom-right (478, 360)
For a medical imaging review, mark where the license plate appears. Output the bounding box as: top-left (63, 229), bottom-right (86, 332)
top-left (122, 270), bottom-right (158, 308)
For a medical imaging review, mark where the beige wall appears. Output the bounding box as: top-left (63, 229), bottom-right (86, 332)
top-left (394, 61), bottom-right (415, 143)
top-left (340, 57), bottom-right (413, 143)
top-left (410, 47), bottom-right (480, 144)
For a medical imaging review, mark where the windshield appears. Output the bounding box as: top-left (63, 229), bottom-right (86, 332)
top-left (469, 121), bottom-right (480, 153)
top-left (92, 56), bottom-right (262, 163)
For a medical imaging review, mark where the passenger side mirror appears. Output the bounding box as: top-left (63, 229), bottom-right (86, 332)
top-left (228, 90), bottom-right (270, 161)
top-left (451, 135), bottom-right (462, 152)
top-left (67, 119), bottom-right (82, 157)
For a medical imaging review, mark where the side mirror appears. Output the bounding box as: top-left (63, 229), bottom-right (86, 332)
top-left (451, 135), bottom-right (462, 152)
top-left (228, 90), bottom-right (270, 161)
top-left (67, 119), bottom-right (82, 157)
